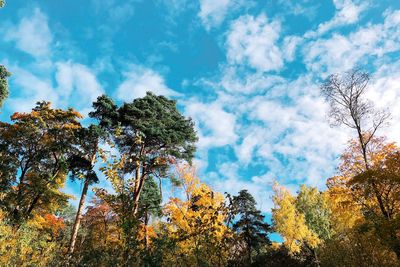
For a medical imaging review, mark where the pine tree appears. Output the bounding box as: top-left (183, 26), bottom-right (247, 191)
top-left (228, 190), bottom-right (271, 265)
top-left (67, 125), bottom-right (103, 258)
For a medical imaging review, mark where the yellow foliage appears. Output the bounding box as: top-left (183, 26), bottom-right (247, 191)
top-left (272, 184), bottom-right (320, 254)
top-left (319, 229), bottom-right (399, 266)
top-left (137, 224), bottom-right (157, 247)
top-left (326, 177), bottom-right (364, 233)
top-left (0, 210), bottom-right (61, 266)
top-left (163, 164), bottom-right (231, 266)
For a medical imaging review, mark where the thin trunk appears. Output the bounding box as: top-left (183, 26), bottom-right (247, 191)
top-left (247, 239), bottom-right (252, 266)
top-left (132, 144), bottom-right (146, 215)
top-left (357, 128), bottom-right (389, 219)
top-left (313, 248), bottom-right (320, 267)
top-left (26, 193), bottom-right (41, 217)
top-left (144, 210), bottom-right (149, 249)
top-left (13, 166), bottom-right (30, 223)
top-left (68, 178), bottom-right (89, 256)
top-left (133, 174), bottom-right (147, 215)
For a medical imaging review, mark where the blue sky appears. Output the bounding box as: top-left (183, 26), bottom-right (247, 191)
top-left (1, 0), bottom-right (400, 215)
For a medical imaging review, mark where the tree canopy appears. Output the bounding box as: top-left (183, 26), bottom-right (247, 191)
top-left (0, 65), bottom-right (11, 108)
top-left (0, 71), bottom-right (399, 266)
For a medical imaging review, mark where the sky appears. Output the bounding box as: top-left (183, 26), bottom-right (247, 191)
top-left (1, 0), bottom-right (400, 217)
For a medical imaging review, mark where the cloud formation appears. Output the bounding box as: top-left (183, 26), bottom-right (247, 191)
top-left (5, 8), bottom-right (52, 58)
top-left (226, 14), bottom-right (283, 72)
top-left (116, 65), bottom-right (179, 101)
top-left (198, 0), bottom-right (250, 30)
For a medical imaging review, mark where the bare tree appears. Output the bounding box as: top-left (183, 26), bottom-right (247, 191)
top-left (321, 69), bottom-right (391, 218)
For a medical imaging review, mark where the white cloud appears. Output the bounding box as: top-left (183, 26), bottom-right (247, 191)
top-left (303, 9), bottom-right (400, 75)
top-left (226, 14), bottom-right (283, 72)
top-left (209, 162), bottom-right (275, 213)
top-left (116, 65), bottom-right (179, 101)
top-left (198, 0), bottom-right (251, 30)
top-left (277, 0), bottom-right (319, 19)
top-left (216, 66), bottom-right (286, 94)
top-left (283, 36), bottom-right (302, 62)
top-left (199, 0), bottom-right (230, 29)
top-left (367, 59), bottom-right (400, 143)
top-left (196, 71), bottom-right (352, 192)
top-left (55, 61), bottom-right (104, 115)
top-left (234, 127), bottom-right (265, 164)
top-left (6, 61), bottom-right (103, 115)
top-left (5, 8), bottom-right (52, 58)
top-left (92, 0), bottom-right (135, 23)
top-left (185, 101), bottom-right (237, 149)
top-left (241, 76), bottom-right (349, 186)
top-left (310, 0), bottom-right (368, 37)
top-left (7, 66), bottom-right (58, 112)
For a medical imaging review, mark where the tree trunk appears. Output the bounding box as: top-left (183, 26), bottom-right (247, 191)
top-left (133, 174), bottom-right (147, 215)
top-left (26, 193), bottom-right (41, 217)
top-left (313, 248), bottom-right (320, 267)
top-left (357, 130), bottom-right (390, 219)
top-left (144, 210), bottom-right (149, 249)
top-left (68, 178), bottom-right (89, 256)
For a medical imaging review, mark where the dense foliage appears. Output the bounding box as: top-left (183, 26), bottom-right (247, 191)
top-left (0, 67), bottom-right (399, 266)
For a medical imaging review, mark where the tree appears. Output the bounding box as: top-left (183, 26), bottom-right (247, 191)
top-left (0, 0), bottom-right (5, 8)
top-left (0, 209), bottom-right (65, 266)
top-left (272, 185), bottom-right (320, 259)
top-left (227, 189), bottom-right (271, 266)
top-left (67, 125), bottom-right (103, 257)
top-left (318, 230), bottom-right (398, 267)
top-left (94, 154), bottom-right (143, 264)
top-left (0, 65), bottom-right (11, 108)
top-left (296, 185), bottom-right (334, 241)
top-left (138, 176), bottom-right (162, 251)
top-left (326, 175), bottom-right (364, 234)
top-left (321, 69), bottom-right (390, 219)
top-left (76, 198), bottom-right (123, 266)
top-left (163, 164), bottom-right (231, 266)
top-left (254, 244), bottom-right (315, 267)
top-left (329, 137), bottom-right (400, 257)
top-left (89, 92), bottom-right (197, 215)
top-left (0, 102), bottom-right (82, 225)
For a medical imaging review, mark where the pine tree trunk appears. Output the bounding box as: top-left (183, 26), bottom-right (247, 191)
top-left (144, 211), bottom-right (149, 249)
top-left (68, 178), bottom-right (89, 256)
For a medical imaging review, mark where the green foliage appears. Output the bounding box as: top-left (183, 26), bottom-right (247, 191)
top-left (68, 125), bottom-right (104, 185)
top-left (87, 92), bottom-right (198, 263)
top-left (0, 87), bottom-right (399, 266)
top-left (0, 102), bottom-right (82, 224)
top-left (253, 245), bottom-right (316, 267)
top-left (139, 176), bottom-right (162, 219)
top-left (0, 210), bottom-right (67, 266)
top-left (296, 185), bottom-right (334, 241)
top-left (90, 92), bottom-right (197, 168)
top-left (0, 65), bottom-right (11, 108)
top-left (228, 190), bottom-right (271, 265)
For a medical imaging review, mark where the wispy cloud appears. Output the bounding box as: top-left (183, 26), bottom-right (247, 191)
top-left (4, 8), bottom-right (52, 58)
top-left (198, 0), bottom-right (253, 30)
top-left (226, 14), bottom-right (283, 72)
top-left (303, 0), bottom-right (369, 38)
top-left (185, 100), bottom-right (238, 149)
top-left (116, 64), bottom-right (179, 101)
top-left (2, 1), bottom-right (400, 213)
top-left (303, 9), bottom-right (400, 75)
top-left (7, 60), bottom-right (104, 115)
top-left (55, 61), bottom-right (104, 115)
